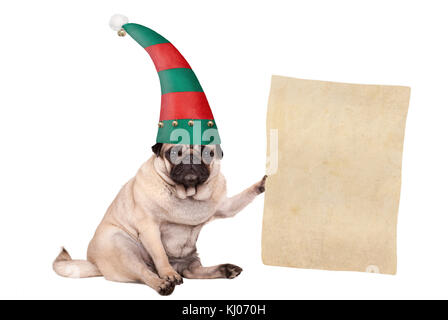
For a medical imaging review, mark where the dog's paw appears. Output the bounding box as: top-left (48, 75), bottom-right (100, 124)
top-left (255, 175), bottom-right (267, 194)
top-left (220, 264), bottom-right (243, 279)
top-left (159, 267), bottom-right (183, 285)
top-left (156, 278), bottom-right (176, 296)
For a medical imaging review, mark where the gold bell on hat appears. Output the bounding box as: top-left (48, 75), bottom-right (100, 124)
top-left (117, 28), bottom-right (126, 37)
top-left (172, 120), bottom-right (178, 127)
top-left (188, 120), bottom-right (194, 127)
top-left (207, 121), bottom-right (214, 127)
top-left (158, 121), bottom-right (164, 128)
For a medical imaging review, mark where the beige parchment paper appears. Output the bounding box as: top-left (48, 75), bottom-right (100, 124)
top-left (262, 76), bottom-right (410, 275)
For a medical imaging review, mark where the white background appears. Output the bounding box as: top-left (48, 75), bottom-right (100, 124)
top-left (1, 0), bottom-right (447, 300)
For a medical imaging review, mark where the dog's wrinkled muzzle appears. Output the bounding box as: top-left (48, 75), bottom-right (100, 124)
top-left (170, 154), bottom-right (210, 189)
top-left (183, 173), bottom-right (199, 187)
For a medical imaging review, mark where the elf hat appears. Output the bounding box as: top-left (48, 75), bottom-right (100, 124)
top-left (109, 14), bottom-right (220, 145)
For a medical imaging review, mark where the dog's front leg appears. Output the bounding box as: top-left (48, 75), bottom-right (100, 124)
top-left (215, 175), bottom-right (267, 218)
top-left (138, 218), bottom-right (183, 285)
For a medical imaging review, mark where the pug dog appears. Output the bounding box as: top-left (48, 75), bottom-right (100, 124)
top-left (53, 143), bottom-right (266, 295)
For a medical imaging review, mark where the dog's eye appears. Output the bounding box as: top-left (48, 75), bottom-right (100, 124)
top-left (167, 147), bottom-right (183, 163)
top-left (203, 149), bottom-right (214, 157)
top-left (202, 148), bottom-right (214, 164)
top-left (171, 149), bottom-right (182, 157)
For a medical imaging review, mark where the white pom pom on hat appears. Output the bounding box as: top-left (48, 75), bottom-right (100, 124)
top-left (109, 14), bottom-right (129, 31)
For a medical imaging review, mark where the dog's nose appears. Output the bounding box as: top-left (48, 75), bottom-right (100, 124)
top-left (184, 173), bottom-right (198, 186)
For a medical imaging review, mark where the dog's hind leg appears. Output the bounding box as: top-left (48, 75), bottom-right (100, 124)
top-left (181, 260), bottom-right (243, 279)
top-left (90, 231), bottom-right (177, 295)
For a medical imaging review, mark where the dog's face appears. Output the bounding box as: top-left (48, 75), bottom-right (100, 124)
top-left (152, 143), bottom-right (223, 189)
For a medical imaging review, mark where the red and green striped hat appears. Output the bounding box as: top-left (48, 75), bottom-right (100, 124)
top-left (109, 14), bottom-right (220, 145)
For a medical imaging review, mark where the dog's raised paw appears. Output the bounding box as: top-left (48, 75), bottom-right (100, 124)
top-left (256, 175), bottom-right (268, 194)
top-left (220, 264), bottom-right (243, 279)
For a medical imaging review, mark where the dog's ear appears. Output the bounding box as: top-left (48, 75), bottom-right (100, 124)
top-left (215, 145), bottom-right (224, 159)
top-left (151, 143), bottom-right (163, 157)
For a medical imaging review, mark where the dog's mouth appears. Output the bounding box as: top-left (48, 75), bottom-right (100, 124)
top-left (184, 184), bottom-right (198, 197)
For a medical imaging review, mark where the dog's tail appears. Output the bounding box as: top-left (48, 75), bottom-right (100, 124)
top-left (53, 247), bottom-right (102, 278)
